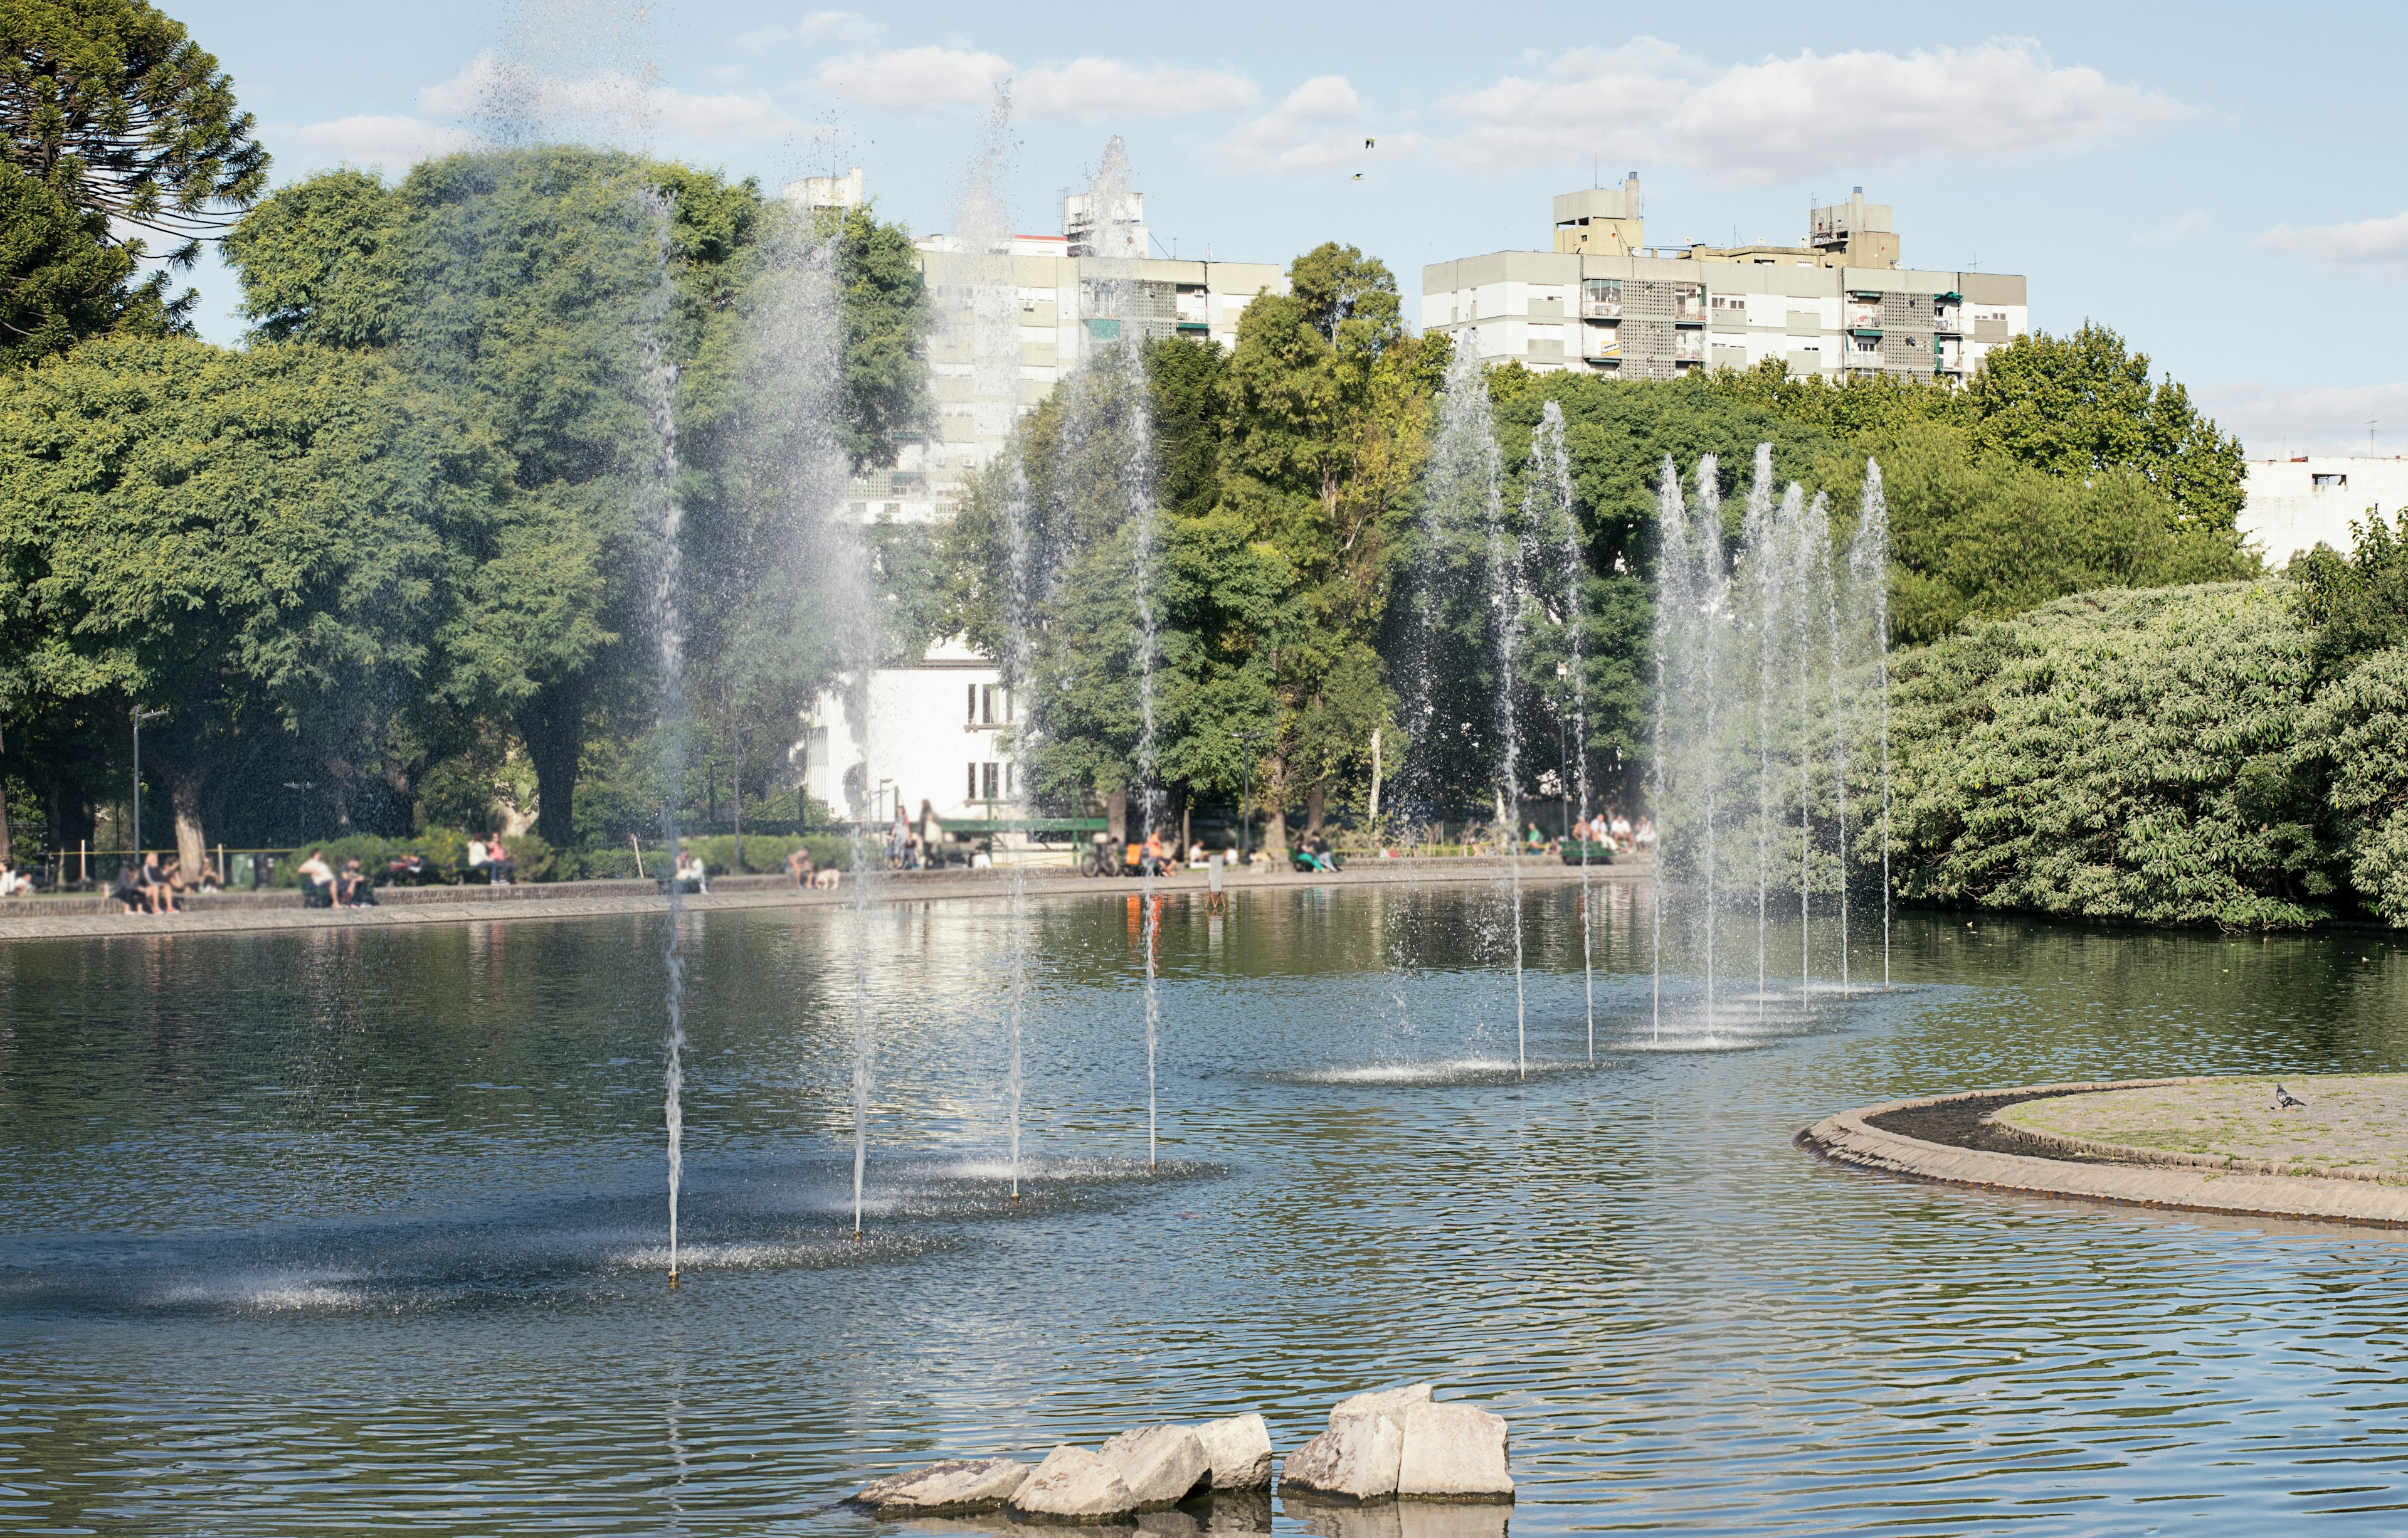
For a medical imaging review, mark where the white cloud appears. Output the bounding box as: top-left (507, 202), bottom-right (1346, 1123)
top-left (2193, 382), bottom-right (2408, 460)
top-left (816, 46), bottom-right (1254, 119)
top-left (814, 45), bottom-right (1011, 109)
top-left (740, 9), bottom-right (883, 53)
top-left (420, 54), bottom-right (796, 145)
top-left (1019, 58), bottom-right (1255, 120)
top-left (1430, 37), bottom-right (2194, 181)
top-left (2259, 211), bottom-right (2408, 275)
top-left (1210, 75), bottom-right (1413, 172)
top-left (276, 114), bottom-right (474, 173)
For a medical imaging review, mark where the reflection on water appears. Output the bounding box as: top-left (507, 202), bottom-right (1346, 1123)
top-left (5, 886), bottom-right (2408, 1533)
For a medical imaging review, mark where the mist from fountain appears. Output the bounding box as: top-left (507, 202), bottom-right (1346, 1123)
top-left (1054, 136), bottom-right (1167, 1165)
top-left (1649, 448), bottom-right (1895, 1037)
top-left (633, 184), bottom-right (694, 1283)
top-left (946, 90), bottom-right (1037, 1199)
top-left (1525, 401), bottom-right (1595, 1061)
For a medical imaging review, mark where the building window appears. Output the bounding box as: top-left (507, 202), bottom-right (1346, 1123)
top-left (981, 763), bottom-right (1001, 800)
top-left (967, 684), bottom-right (978, 722)
top-left (2314, 473), bottom-right (2349, 491)
top-left (967, 761), bottom-right (978, 799)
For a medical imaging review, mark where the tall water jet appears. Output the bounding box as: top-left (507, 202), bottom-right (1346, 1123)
top-left (949, 90), bottom-right (1037, 1198)
top-left (1055, 136), bottom-right (1166, 1164)
top-left (1649, 457), bottom-right (1682, 1043)
top-left (1741, 447), bottom-right (1776, 1018)
top-left (1847, 462), bottom-right (1894, 988)
top-left (1420, 346), bottom-right (1518, 1071)
top-left (634, 185), bottom-right (693, 1286)
top-left (1526, 401), bottom-right (1594, 1059)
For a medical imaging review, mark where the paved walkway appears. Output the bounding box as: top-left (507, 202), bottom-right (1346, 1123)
top-left (0, 856), bottom-right (1645, 943)
top-left (1800, 1079), bottom-right (2408, 1228)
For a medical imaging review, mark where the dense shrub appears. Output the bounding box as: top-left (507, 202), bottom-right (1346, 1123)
top-left (1888, 581), bottom-right (2342, 927)
top-left (2299, 646), bottom-right (2408, 923)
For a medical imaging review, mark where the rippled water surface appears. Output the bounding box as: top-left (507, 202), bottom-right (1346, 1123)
top-left (7, 879), bottom-right (2408, 1535)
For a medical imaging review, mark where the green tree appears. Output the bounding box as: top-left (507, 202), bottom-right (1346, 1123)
top-left (1813, 420), bottom-right (2254, 644)
top-left (0, 0), bottom-right (268, 356)
top-left (818, 202), bottom-right (931, 471)
top-left (1210, 244), bottom-right (1441, 847)
top-left (2291, 511), bottom-right (2408, 676)
top-left (1888, 581), bottom-right (2340, 928)
top-left (1965, 322), bottom-right (2246, 531)
top-left (0, 335), bottom-right (469, 876)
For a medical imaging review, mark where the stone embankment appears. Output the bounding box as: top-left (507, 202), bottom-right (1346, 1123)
top-left (0, 856), bottom-right (1644, 943)
top-left (847, 1384), bottom-right (1511, 1524)
top-left (1800, 1076), bottom-right (2408, 1227)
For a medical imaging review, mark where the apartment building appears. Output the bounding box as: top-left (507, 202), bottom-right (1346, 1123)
top-left (2239, 456), bottom-right (2408, 566)
top-left (785, 171), bottom-right (1284, 839)
top-left (789, 171), bottom-right (1287, 523)
top-left (1422, 179), bottom-right (2029, 383)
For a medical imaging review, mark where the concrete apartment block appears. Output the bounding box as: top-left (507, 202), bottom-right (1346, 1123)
top-left (1423, 179), bottom-right (2028, 385)
top-left (2241, 457), bottom-right (2408, 566)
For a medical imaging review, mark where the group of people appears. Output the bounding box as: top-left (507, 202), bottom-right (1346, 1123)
top-left (294, 849), bottom-right (376, 908)
top-left (106, 852), bottom-right (223, 914)
top-left (1570, 811), bottom-right (1652, 853)
top-left (884, 800), bottom-right (951, 870)
top-left (466, 836), bottom-right (517, 884)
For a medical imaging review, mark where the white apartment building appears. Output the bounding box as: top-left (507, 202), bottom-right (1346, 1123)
top-left (2240, 456), bottom-right (2408, 566)
top-left (1423, 179), bottom-right (2029, 383)
top-left (789, 170), bottom-right (1289, 523)
top-left (785, 171), bottom-right (1284, 844)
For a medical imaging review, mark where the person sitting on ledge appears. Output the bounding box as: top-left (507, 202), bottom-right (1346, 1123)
top-left (786, 844), bottom-right (815, 887)
top-left (296, 847), bottom-right (336, 908)
top-left (485, 835), bottom-right (516, 886)
top-left (336, 857), bottom-right (376, 908)
top-left (108, 861), bottom-right (144, 913)
top-left (672, 847), bottom-right (708, 894)
top-left (1139, 829), bottom-right (1168, 878)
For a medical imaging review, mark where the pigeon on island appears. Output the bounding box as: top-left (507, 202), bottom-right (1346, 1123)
top-left (2274, 1083), bottom-right (2308, 1110)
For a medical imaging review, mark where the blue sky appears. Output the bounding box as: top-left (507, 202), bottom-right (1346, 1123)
top-left (174, 0), bottom-right (2408, 456)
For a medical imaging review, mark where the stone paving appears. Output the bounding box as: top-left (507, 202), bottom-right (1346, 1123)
top-left (0, 856), bottom-right (1643, 943)
top-left (1800, 1078), bottom-right (2408, 1228)
top-left (1995, 1075), bottom-right (2408, 1182)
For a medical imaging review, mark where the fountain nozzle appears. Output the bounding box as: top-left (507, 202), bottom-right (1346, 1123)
top-left (667, 1270), bottom-right (680, 1289)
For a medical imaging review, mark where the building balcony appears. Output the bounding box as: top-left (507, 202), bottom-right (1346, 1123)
top-left (1581, 302), bottom-right (1622, 319)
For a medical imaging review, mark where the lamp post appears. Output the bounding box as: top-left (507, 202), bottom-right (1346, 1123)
top-left (1229, 726), bottom-right (1266, 865)
top-left (132, 706), bottom-right (167, 862)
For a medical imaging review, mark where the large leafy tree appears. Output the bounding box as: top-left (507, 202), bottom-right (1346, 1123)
top-left (0, 0), bottom-right (267, 358)
top-left (1211, 243), bottom-right (1442, 847)
top-left (226, 153), bottom-right (926, 847)
top-left (0, 336), bottom-right (470, 876)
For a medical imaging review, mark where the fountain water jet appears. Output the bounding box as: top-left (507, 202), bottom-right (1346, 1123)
top-left (634, 185), bottom-right (692, 1286)
top-left (1526, 401), bottom-right (1595, 1060)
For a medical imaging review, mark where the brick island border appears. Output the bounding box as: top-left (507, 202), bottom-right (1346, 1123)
top-left (1797, 1078), bottom-right (2408, 1229)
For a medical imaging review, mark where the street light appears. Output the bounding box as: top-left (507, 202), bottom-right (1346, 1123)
top-left (1228, 726), bottom-right (1266, 864)
top-left (131, 706), bottom-right (169, 861)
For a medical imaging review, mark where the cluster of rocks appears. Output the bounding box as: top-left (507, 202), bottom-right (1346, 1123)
top-left (848, 1384), bottom-right (1510, 1524)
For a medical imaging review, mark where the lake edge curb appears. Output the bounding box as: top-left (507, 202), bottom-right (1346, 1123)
top-left (1797, 1078), bottom-right (2408, 1228)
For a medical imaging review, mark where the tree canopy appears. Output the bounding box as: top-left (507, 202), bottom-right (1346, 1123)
top-left (0, 0), bottom-right (266, 354)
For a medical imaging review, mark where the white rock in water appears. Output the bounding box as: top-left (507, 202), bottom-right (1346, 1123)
top-left (1279, 1412), bottom-right (1403, 1502)
top-left (1395, 1403), bottom-right (1511, 1500)
top-left (851, 1456), bottom-right (1028, 1512)
top-left (1329, 1382), bottom-right (1434, 1435)
top-left (1193, 1413), bottom-right (1275, 1490)
top-left (1010, 1445), bottom-right (1141, 1520)
top-left (1099, 1423), bottom-right (1212, 1507)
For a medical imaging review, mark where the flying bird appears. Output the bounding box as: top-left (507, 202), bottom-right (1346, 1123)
top-left (1352, 172), bottom-right (1363, 181)
top-left (2274, 1083), bottom-right (2308, 1110)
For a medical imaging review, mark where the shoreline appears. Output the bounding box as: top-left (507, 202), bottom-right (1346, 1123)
top-left (0, 855), bottom-right (1647, 943)
top-left (1798, 1079), bottom-right (2408, 1228)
